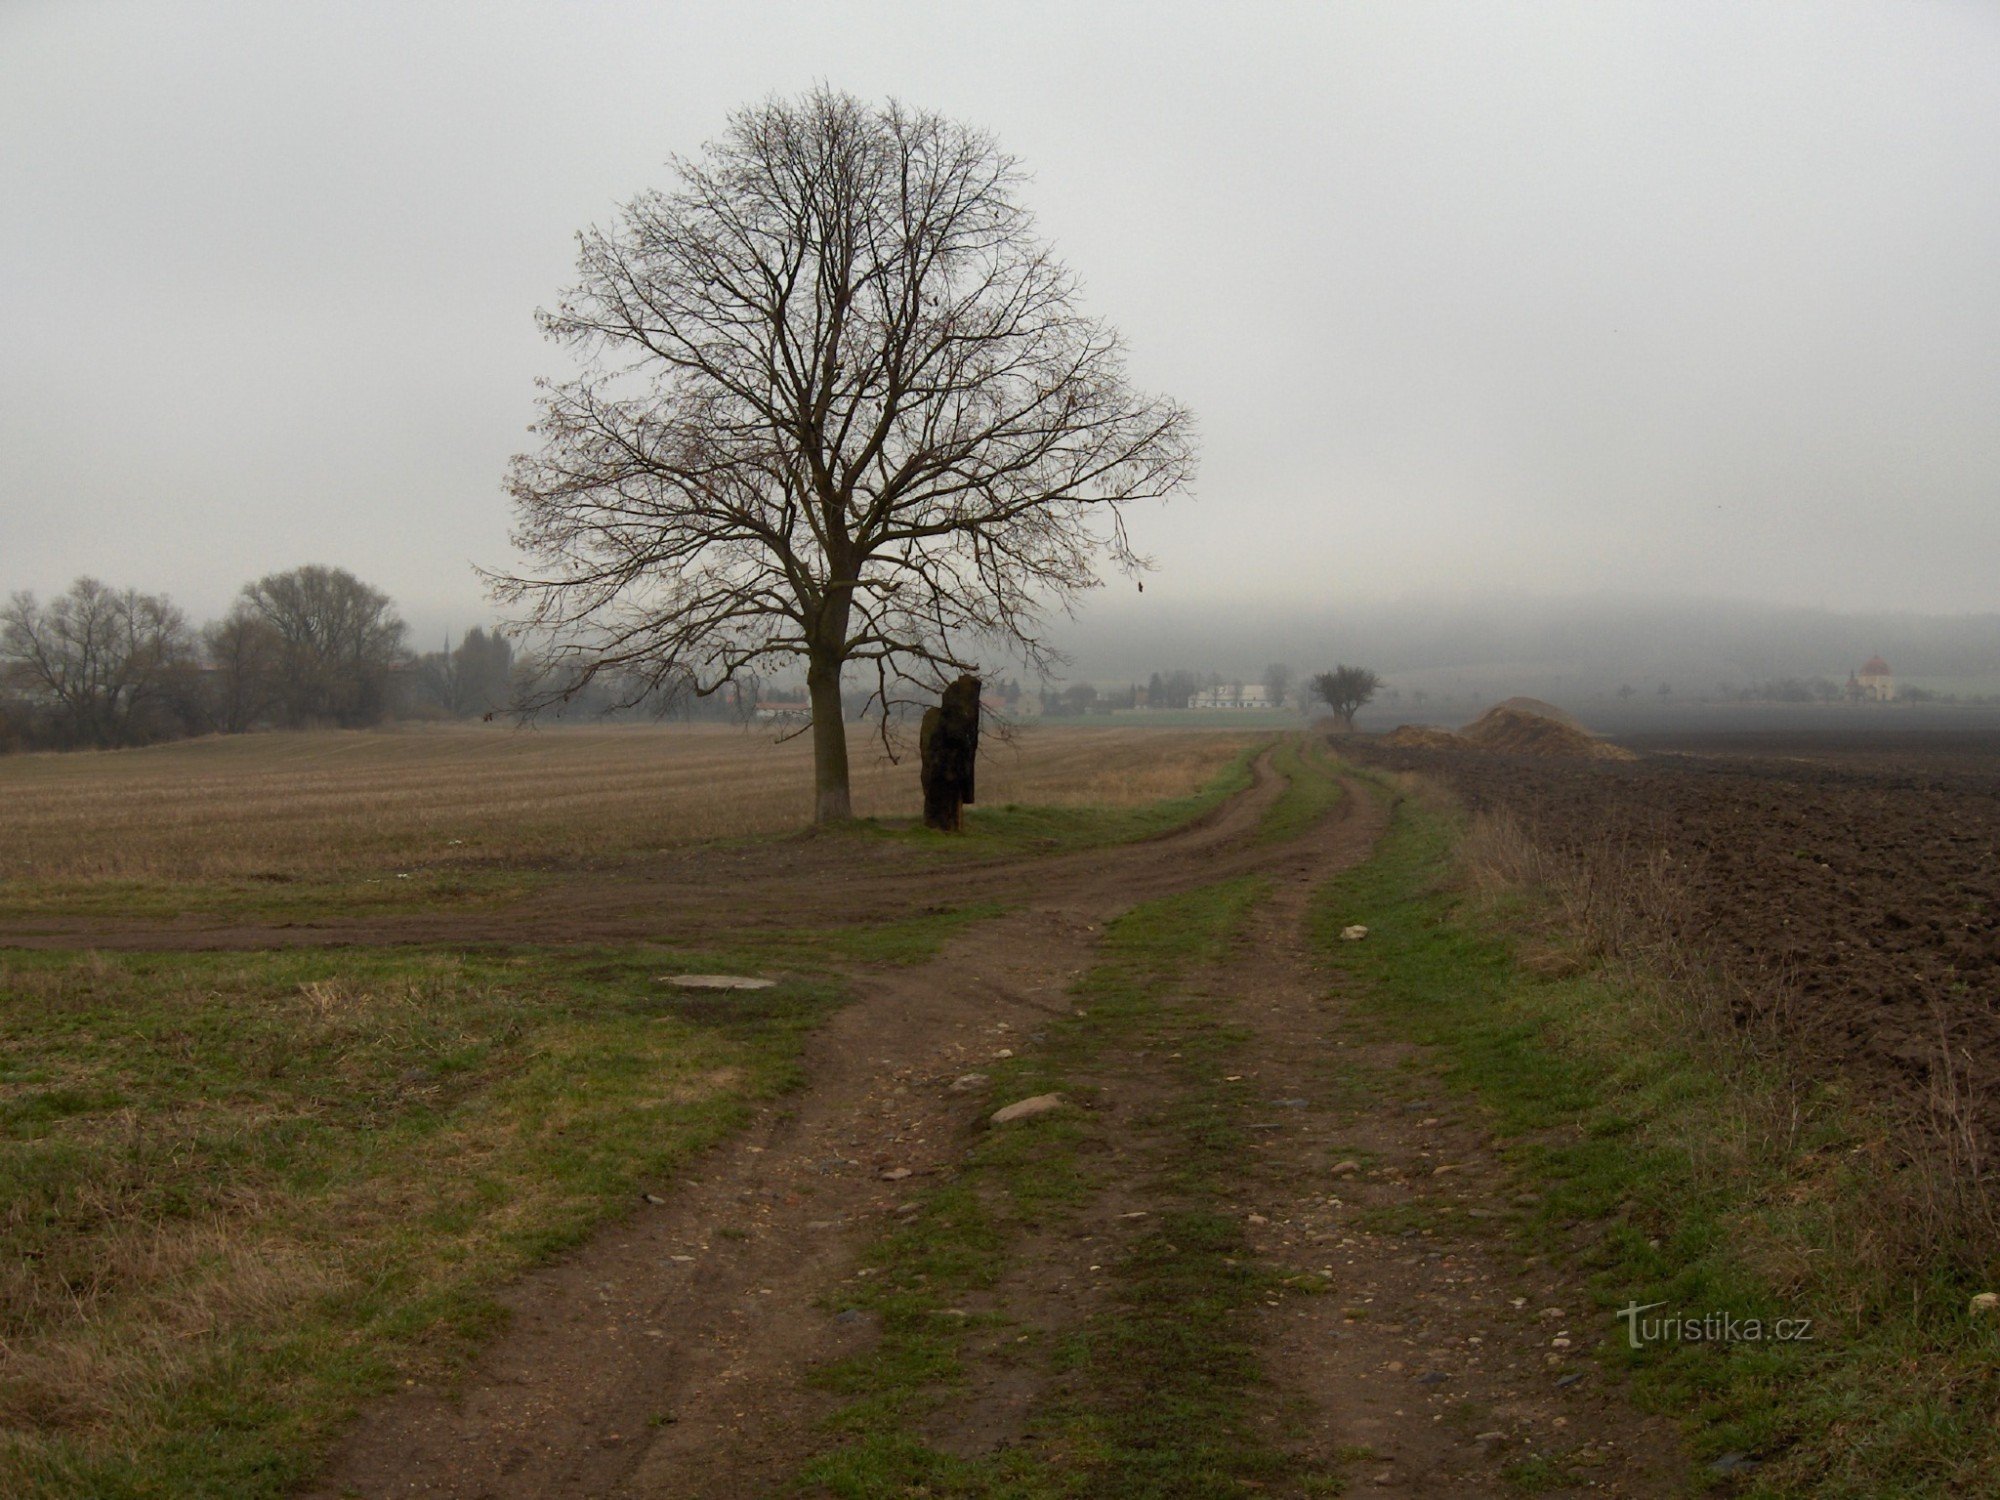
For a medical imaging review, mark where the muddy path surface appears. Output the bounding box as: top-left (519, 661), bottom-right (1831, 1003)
top-left (1215, 805), bottom-right (1686, 1496)
top-left (0, 752), bottom-right (1290, 954)
top-left (307, 768), bottom-right (1687, 1498)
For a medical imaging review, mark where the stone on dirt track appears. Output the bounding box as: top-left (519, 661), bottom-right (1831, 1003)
top-left (989, 1093), bottom-right (1065, 1126)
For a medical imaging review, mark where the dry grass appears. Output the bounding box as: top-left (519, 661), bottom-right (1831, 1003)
top-left (0, 722), bottom-right (1257, 883)
top-left (0, 944), bottom-right (841, 1494)
top-left (1458, 801), bottom-right (2000, 1285)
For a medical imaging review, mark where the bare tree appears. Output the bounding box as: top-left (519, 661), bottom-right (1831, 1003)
top-left (418, 626), bottom-right (515, 719)
top-left (492, 88), bottom-right (1196, 822)
top-left (1310, 663), bottom-right (1381, 732)
top-left (202, 607), bottom-right (286, 733)
top-left (0, 578), bottom-right (195, 746)
top-left (239, 565), bottom-right (408, 727)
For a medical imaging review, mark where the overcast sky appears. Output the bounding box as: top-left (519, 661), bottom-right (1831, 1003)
top-left (4, 0), bottom-right (1998, 648)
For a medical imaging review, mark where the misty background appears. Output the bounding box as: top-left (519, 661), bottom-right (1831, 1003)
top-left (4, 1), bottom-right (1998, 700)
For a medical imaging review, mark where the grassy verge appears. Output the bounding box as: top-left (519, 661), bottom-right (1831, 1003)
top-left (796, 875), bottom-right (1352, 1497)
top-left (1313, 776), bottom-right (2000, 1497)
top-left (852, 740), bottom-right (1265, 858)
top-left (0, 869), bottom-right (540, 927)
top-left (0, 913), bottom-right (986, 1499)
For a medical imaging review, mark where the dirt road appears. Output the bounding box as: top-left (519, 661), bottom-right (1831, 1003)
top-left (298, 756), bottom-right (1685, 1497)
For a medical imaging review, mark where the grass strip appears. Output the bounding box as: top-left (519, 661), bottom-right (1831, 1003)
top-left (1257, 734), bottom-right (1345, 844)
top-left (798, 875), bottom-right (1352, 1496)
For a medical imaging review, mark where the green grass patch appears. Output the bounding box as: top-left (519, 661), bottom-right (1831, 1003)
top-left (0, 942), bottom-right (847, 1499)
top-left (1258, 734), bottom-right (1345, 843)
top-left (0, 869), bottom-right (540, 926)
top-left (1313, 777), bottom-right (2000, 1497)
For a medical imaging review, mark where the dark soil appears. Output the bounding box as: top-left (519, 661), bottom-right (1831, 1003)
top-left (1351, 728), bottom-right (2000, 1133)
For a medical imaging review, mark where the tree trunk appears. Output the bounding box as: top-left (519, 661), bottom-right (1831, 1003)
top-left (807, 657), bottom-right (852, 824)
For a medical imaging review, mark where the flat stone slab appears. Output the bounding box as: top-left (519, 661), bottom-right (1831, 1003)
top-left (659, 974), bottom-right (776, 991)
top-left (989, 1092), bottom-right (1065, 1126)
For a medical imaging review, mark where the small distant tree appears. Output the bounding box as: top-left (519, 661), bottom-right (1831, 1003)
top-left (1310, 663), bottom-right (1381, 732)
top-left (1262, 661), bottom-right (1293, 711)
top-left (239, 565), bottom-right (409, 727)
top-left (1617, 683), bottom-right (1635, 701)
top-left (0, 578), bottom-right (195, 747)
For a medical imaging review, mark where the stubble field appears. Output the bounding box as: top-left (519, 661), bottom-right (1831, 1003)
top-left (0, 721), bottom-right (1258, 884)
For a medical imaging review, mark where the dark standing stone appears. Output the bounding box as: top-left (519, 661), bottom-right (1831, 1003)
top-left (920, 675), bottom-right (982, 831)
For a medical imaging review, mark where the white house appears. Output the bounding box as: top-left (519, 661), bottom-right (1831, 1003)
top-left (1189, 683), bottom-right (1272, 710)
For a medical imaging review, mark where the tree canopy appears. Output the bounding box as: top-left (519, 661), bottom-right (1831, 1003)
top-left (1311, 664), bottom-right (1381, 731)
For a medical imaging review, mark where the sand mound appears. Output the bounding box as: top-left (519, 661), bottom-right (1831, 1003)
top-left (1460, 704), bottom-right (1636, 761)
top-left (1380, 724), bottom-right (1466, 750)
top-left (1488, 696), bottom-right (1584, 729)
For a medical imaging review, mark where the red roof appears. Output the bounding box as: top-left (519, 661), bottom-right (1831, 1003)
top-left (1861, 656), bottom-right (1891, 676)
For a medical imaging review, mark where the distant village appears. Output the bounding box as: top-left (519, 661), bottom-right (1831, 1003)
top-left (741, 655), bottom-right (1968, 725)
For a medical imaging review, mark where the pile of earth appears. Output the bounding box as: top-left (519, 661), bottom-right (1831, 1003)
top-left (1379, 724), bottom-right (1467, 750)
top-left (1377, 698), bottom-right (1635, 761)
top-left (1485, 695), bottom-right (1584, 727)
top-left (1460, 704), bottom-right (1637, 761)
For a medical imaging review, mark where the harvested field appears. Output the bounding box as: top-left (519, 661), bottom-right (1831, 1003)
top-left (1353, 728), bottom-right (2000, 1137)
top-left (0, 723), bottom-right (1256, 883)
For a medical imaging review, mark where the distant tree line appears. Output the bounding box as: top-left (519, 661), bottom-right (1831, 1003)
top-left (0, 565), bottom-right (867, 755)
top-left (0, 566), bottom-right (523, 753)
top-left (1713, 676), bottom-right (2000, 707)
top-left (1131, 664), bottom-right (1305, 711)
top-left (1040, 681), bottom-right (1133, 716)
